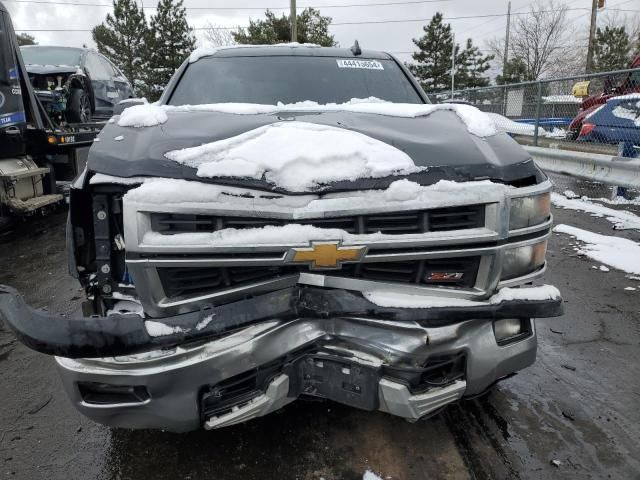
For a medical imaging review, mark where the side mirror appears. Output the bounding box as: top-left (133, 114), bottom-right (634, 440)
top-left (113, 98), bottom-right (147, 115)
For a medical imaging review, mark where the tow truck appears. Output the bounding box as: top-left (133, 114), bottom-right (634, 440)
top-left (0, 1), bottom-right (103, 225)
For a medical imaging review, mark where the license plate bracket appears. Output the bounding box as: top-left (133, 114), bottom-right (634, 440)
top-left (287, 355), bottom-right (380, 411)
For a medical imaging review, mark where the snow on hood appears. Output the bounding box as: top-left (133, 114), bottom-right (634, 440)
top-left (164, 121), bottom-right (424, 192)
top-left (116, 97), bottom-right (498, 138)
top-left (189, 42), bottom-right (322, 63)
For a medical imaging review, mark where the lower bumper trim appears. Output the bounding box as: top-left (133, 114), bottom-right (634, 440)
top-left (203, 374), bottom-right (467, 430)
top-left (379, 378), bottom-right (467, 419)
top-left (204, 374), bottom-right (295, 430)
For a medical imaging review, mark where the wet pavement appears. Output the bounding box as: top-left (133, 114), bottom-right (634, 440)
top-left (1, 174), bottom-right (639, 480)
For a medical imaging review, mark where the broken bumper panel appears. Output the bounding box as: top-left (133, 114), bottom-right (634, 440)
top-left (0, 284), bottom-right (562, 432)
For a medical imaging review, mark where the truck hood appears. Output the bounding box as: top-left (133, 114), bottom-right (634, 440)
top-left (88, 108), bottom-right (544, 193)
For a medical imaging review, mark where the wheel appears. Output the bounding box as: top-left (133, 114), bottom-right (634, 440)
top-left (66, 89), bottom-right (92, 123)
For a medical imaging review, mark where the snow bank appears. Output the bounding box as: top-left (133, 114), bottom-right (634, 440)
top-left (551, 192), bottom-right (640, 230)
top-left (115, 97), bottom-right (497, 137)
top-left (189, 42), bottom-right (321, 63)
top-left (118, 103), bottom-right (168, 127)
top-left (165, 121), bottom-right (423, 191)
top-left (554, 224), bottom-right (640, 274)
top-left (363, 285), bottom-right (560, 308)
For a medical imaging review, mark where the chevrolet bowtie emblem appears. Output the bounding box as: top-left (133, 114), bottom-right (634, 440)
top-left (289, 241), bottom-right (367, 270)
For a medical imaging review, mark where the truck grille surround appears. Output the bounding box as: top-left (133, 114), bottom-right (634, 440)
top-left (150, 205), bottom-right (485, 235)
top-left (158, 257), bottom-right (482, 300)
top-left (120, 180), bottom-right (553, 317)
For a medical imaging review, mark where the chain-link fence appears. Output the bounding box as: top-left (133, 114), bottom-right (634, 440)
top-left (426, 68), bottom-right (640, 156)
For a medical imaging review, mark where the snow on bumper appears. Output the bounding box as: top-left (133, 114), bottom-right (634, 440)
top-left (0, 284), bottom-right (562, 432)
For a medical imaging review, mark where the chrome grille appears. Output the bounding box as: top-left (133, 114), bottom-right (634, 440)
top-left (150, 205), bottom-right (485, 236)
top-left (157, 257), bottom-right (481, 300)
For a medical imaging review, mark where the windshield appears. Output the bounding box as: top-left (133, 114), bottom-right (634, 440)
top-left (168, 56), bottom-right (424, 106)
top-left (20, 46), bottom-right (82, 67)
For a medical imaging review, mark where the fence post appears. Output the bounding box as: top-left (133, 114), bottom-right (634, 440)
top-left (502, 85), bottom-right (507, 116)
top-left (533, 81), bottom-right (542, 147)
top-left (613, 141), bottom-right (636, 200)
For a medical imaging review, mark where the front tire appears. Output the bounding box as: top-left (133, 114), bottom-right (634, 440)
top-left (66, 89), bottom-right (92, 123)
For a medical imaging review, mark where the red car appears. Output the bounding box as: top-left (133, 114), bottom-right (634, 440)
top-left (568, 55), bottom-right (640, 139)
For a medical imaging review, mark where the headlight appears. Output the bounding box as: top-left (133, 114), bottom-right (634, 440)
top-left (509, 193), bottom-right (550, 230)
top-left (502, 241), bottom-right (547, 280)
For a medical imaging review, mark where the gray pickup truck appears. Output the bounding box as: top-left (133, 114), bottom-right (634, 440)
top-left (0, 44), bottom-right (562, 433)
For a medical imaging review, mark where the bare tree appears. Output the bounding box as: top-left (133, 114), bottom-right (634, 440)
top-left (203, 22), bottom-right (236, 47)
top-left (487, 0), bottom-right (584, 79)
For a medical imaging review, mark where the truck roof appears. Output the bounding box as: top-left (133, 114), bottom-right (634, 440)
top-left (195, 44), bottom-right (393, 61)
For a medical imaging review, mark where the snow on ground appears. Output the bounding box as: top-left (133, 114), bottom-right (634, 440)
top-left (554, 224), bottom-right (640, 275)
top-left (165, 121), bottom-right (423, 191)
top-left (363, 285), bottom-right (560, 308)
top-left (594, 195), bottom-right (640, 206)
top-left (145, 321), bottom-right (185, 337)
top-left (116, 97), bottom-right (497, 137)
top-left (551, 192), bottom-right (640, 230)
top-left (189, 42), bottom-right (321, 63)
top-left (363, 471), bottom-right (383, 480)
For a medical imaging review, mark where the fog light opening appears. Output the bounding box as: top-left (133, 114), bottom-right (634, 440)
top-left (493, 318), bottom-right (530, 345)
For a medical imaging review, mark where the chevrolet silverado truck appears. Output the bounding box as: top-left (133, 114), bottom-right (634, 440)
top-left (0, 44), bottom-right (563, 432)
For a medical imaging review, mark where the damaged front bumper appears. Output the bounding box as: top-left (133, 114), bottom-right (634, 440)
top-left (0, 284), bottom-right (562, 432)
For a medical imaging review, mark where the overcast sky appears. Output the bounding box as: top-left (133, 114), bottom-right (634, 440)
top-left (4, 0), bottom-right (635, 70)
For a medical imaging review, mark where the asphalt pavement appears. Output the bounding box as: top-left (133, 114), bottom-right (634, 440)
top-left (0, 173), bottom-right (639, 480)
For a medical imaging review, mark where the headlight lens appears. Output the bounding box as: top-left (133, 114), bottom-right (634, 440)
top-left (509, 193), bottom-right (550, 230)
top-left (502, 241), bottom-right (547, 280)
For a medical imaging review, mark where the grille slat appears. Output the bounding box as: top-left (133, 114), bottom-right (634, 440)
top-left (150, 205), bottom-right (484, 236)
top-left (157, 257), bottom-right (481, 300)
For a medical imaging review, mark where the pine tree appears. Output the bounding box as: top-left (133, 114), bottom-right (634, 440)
top-left (409, 13), bottom-right (454, 92)
top-left (144, 0), bottom-right (195, 101)
top-left (593, 25), bottom-right (631, 72)
top-left (16, 33), bottom-right (37, 46)
top-left (454, 39), bottom-right (494, 89)
top-left (92, 0), bottom-right (148, 94)
top-left (233, 8), bottom-right (336, 46)
top-left (496, 57), bottom-right (529, 84)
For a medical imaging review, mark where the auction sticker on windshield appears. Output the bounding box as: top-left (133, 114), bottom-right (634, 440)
top-left (336, 59), bottom-right (384, 70)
